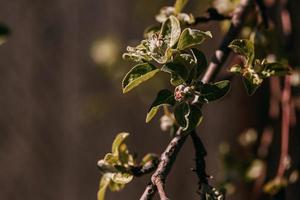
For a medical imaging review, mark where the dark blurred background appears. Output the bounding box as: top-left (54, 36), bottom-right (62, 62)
top-left (0, 0), bottom-right (299, 200)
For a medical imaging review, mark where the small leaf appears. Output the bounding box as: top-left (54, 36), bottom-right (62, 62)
top-left (161, 59), bottom-right (189, 86)
top-left (228, 39), bottom-right (255, 64)
top-left (229, 64), bottom-right (243, 74)
top-left (174, 102), bottom-right (189, 128)
top-left (146, 89), bottom-right (175, 123)
top-left (108, 181), bottom-right (125, 192)
top-left (200, 80), bottom-right (231, 102)
top-left (160, 16), bottom-right (181, 48)
top-left (140, 153), bottom-right (159, 166)
top-left (97, 174), bottom-right (110, 200)
top-left (190, 48), bottom-right (207, 79)
top-left (243, 77), bottom-right (260, 96)
top-left (122, 63), bottom-right (159, 93)
top-left (177, 28), bottom-right (212, 50)
top-left (261, 62), bottom-right (291, 77)
top-left (174, 0), bottom-right (188, 14)
top-left (111, 173), bottom-right (133, 184)
top-left (112, 132), bottom-right (130, 156)
top-left (174, 103), bottom-right (203, 131)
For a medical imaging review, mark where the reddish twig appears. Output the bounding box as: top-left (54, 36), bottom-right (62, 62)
top-left (277, 76), bottom-right (291, 177)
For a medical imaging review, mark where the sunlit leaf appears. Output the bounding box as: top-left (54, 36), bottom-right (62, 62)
top-left (229, 64), bottom-right (243, 74)
top-left (146, 89), bottom-right (175, 123)
top-left (111, 173), bottom-right (133, 184)
top-left (111, 132), bottom-right (130, 155)
top-left (160, 16), bottom-right (181, 48)
top-left (261, 62), bottom-right (291, 77)
top-left (109, 181), bottom-right (125, 192)
top-left (97, 174), bottom-right (111, 200)
top-left (228, 39), bottom-right (255, 65)
top-left (174, 103), bottom-right (202, 131)
top-left (177, 28), bottom-right (212, 50)
top-left (122, 63), bottom-right (159, 93)
top-left (140, 153), bottom-right (159, 166)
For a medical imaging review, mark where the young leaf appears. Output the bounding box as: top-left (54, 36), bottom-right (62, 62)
top-left (161, 60), bottom-right (189, 86)
top-left (177, 28), bottom-right (212, 50)
top-left (174, 103), bottom-right (203, 131)
top-left (160, 16), bottom-right (181, 48)
top-left (97, 175), bottom-right (110, 200)
top-left (146, 89), bottom-right (175, 123)
top-left (111, 173), bottom-right (133, 184)
top-left (122, 63), bottom-right (159, 93)
top-left (261, 62), bottom-right (291, 77)
top-left (174, 0), bottom-right (188, 14)
top-left (108, 181), bottom-right (126, 192)
top-left (111, 132), bottom-right (130, 156)
top-left (190, 48), bottom-right (207, 79)
top-left (243, 77), bottom-right (260, 96)
top-left (200, 80), bottom-right (231, 102)
top-left (228, 39), bottom-right (255, 64)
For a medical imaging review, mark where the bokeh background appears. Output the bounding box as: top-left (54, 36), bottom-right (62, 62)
top-left (0, 0), bottom-right (299, 200)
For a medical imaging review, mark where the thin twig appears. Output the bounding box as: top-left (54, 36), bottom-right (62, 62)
top-left (202, 0), bottom-right (254, 83)
top-left (190, 131), bottom-right (209, 198)
top-left (277, 76), bottom-right (291, 177)
top-left (139, 128), bottom-right (188, 200)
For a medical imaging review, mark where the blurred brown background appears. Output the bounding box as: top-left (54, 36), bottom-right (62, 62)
top-left (0, 0), bottom-right (299, 200)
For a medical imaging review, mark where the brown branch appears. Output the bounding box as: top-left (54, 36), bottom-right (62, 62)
top-left (190, 131), bottom-right (209, 198)
top-left (202, 0), bottom-right (254, 83)
top-left (139, 128), bottom-right (188, 200)
top-left (139, 0), bottom-right (254, 199)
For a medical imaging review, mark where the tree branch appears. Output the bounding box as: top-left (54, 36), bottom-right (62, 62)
top-left (190, 131), bottom-right (209, 198)
top-left (139, 0), bottom-right (254, 199)
top-left (202, 0), bottom-right (254, 83)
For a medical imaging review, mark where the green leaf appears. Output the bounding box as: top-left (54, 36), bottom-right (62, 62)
top-left (108, 181), bottom-right (126, 192)
top-left (146, 89), bottom-right (175, 123)
top-left (177, 28), bottom-right (212, 50)
top-left (160, 16), bottom-right (181, 48)
top-left (111, 173), bottom-right (133, 184)
top-left (261, 62), bottom-right (291, 77)
top-left (140, 153), bottom-right (159, 166)
top-left (174, 0), bottom-right (188, 14)
top-left (200, 80), bottom-right (231, 102)
top-left (111, 132), bottom-right (130, 155)
top-left (122, 63), bottom-right (159, 93)
top-left (228, 39), bottom-right (255, 64)
top-left (243, 77), bottom-right (260, 96)
top-left (97, 175), bottom-right (110, 200)
top-left (174, 103), bottom-right (203, 131)
top-left (190, 48), bottom-right (207, 79)
top-left (229, 64), bottom-right (243, 74)
top-left (161, 59), bottom-right (189, 86)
